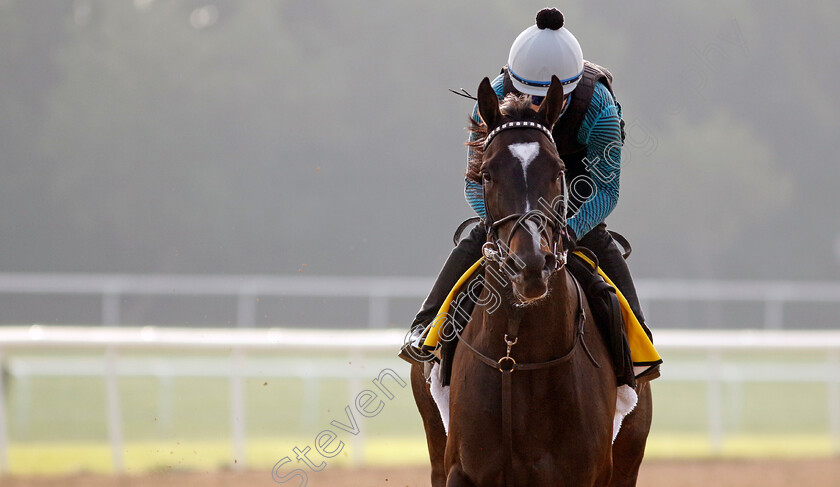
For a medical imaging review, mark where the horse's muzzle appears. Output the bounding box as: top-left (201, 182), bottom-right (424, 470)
top-left (506, 250), bottom-right (554, 302)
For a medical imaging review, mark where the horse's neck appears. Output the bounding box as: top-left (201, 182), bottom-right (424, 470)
top-left (475, 269), bottom-right (577, 362)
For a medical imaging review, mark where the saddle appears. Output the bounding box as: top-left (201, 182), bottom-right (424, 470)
top-left (423, 247), bottom-right (661, 387)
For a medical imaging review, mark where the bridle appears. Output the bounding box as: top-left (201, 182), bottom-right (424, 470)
top-left (476, 120), bottom-right (573, 273)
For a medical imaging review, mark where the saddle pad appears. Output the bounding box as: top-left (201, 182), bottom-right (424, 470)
top-left (421, 257), bottom-right (486, 357)
top-left (572, 252), bottom-right (662, 368)
top-left (420, 253), bottom-right (662, 369)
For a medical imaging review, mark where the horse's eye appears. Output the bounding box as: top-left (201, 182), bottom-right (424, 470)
top-left (554, 173), bottom-right (563, 183)
top-left (482, 172), bottom-right (492, 183)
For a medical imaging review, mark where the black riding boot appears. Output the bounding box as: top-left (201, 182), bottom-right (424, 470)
top-left (577, 222), bottom-right (658, 383)
top-left (399, 224), bottom-right (485, 364)
top-left (578, 224), bottom-right (647, 330)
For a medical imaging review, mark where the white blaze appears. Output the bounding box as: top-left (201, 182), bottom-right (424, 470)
top-left (524, 219), bottom-right (543, 251)
top-left (508, 142), bottom-right (540, 211)
top-left (508, 142), bottom-right (542, 250)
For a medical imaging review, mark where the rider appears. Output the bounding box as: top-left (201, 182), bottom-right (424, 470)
top-left (402, 8), bottom-right (658, 386)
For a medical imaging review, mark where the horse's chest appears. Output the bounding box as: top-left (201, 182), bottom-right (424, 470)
top-left (449, 365), bottom-right (613, 485)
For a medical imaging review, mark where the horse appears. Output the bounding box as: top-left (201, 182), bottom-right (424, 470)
top-left (408, 75), bottom-right (653, 487)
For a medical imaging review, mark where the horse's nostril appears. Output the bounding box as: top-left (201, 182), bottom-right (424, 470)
top-left (544, 252), bottom-right (556, 271)
top-left (501, 256), bottom-right (521, 278)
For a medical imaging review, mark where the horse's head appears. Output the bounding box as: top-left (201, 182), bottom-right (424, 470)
top-left (472, 75), bottom-right (569, 303)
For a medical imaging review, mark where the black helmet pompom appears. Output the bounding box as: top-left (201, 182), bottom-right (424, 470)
top-left (536, 8), bottom-right (564, 30)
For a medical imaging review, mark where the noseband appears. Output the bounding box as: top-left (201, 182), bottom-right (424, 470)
top-left (478, 121), bottom-right (572, 272)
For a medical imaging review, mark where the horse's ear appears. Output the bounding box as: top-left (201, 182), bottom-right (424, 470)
top-left (537, 75), bottom-right (565, 128)
top-left (477, 77), bottom-right (501, 128)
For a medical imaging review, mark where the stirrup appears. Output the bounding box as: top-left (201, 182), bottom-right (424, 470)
top-left (634, 364), bottom-right (661, 384)
top-left (398, 324), bottom-right (436, 365)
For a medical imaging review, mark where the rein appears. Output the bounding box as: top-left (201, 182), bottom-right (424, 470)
top-left (454, 268), bottom-right (600, 487)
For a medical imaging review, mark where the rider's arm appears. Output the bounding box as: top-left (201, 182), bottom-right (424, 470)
top-left (464, 74), bottom-right (505, 219)
top-left (567, 82), bottom-right (623, 239)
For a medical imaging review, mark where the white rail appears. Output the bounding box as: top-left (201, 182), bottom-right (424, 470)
top-left (0, 273), bottom-right (431, 328)
top-left (2, 325), bottom-right (840, 350)
top-left (0, 273), bottom-right (838, 328)
top-left (0, 327), bottom-right (839, 473)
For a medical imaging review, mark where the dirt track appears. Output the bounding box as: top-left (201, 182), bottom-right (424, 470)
top-left (3, 459), bottom-right (840, 486)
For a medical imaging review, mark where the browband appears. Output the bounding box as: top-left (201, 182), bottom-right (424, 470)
top-left (483, 121), bottom-right (555, 150)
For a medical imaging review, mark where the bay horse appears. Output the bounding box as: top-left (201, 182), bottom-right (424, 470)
top-left (409, 76), bottom-right (652, 486)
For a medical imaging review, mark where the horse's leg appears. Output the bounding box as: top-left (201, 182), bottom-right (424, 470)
top-left (446, 464), bottom-right (477, 487)
top-left (410, 362), bottom-right (448, 487)
top-left (609, 382), bottom-right (653, 487)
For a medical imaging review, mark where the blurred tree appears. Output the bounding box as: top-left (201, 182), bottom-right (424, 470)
top-left (0, 1), bottom-right (70, 271)
top-left (33, 0), bottom-right (517, 274)
top-left (38, 1), bottom-right (299, 272)
top-left (613, 110), bottom-right (792, 277)
top-left (0, 0), bottom-right (833, 280)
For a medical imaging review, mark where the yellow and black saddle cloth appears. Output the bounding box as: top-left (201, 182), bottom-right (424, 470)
top-left (417, 251), bottom-right (662, 386)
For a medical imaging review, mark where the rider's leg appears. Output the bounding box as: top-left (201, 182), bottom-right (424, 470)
top-left (577, 222), bottom-right (658, 382)
top-left (577, 222), bottom-right (647, 333)
top-left (399, 224), bottom-right (486, 362)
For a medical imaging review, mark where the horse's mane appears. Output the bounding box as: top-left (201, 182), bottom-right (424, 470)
top-left (466, 93), bottom-right (538, 183)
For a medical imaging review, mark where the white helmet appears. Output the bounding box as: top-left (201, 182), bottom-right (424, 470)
top-left (507, 8), bottom-right (584, 96)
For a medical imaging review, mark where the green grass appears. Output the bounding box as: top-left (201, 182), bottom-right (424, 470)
top-left (2, 347), bottom-right (839, 474)
top-left (648, 381), bottom-right (834, 435)
top-left (4, 435), bottom-right (838, 475)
